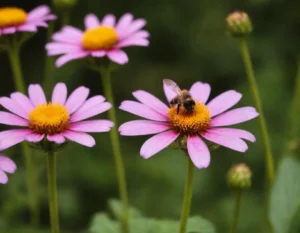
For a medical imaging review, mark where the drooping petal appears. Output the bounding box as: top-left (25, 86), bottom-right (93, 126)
top-left (28, 84), bottom-right (47, 106)
top-left (55, 52), bottom-right (89, 67)
top-left (107, 49), bottom-right (129, 64)
top-left (0, 111), bottom-right (29, 126)
top-left (207, 90), bottom-right (242, 117)
top-left (25, 133), bottom-right (44, 143)
top-left (210, 107), bottom-right (259, 127)
top-left (27, 5), bottom-right (50, 21)
top-left (17, 24), bottom-right (37, 32)
top-left (132, 90), bottom-right (169, 116)
top-left (0, 97), bottom-right (29, 119)
top-left (206, 128), bottom-right (256, 142)
top-left (0, 155), bottom-right (16, 173)
top-left (0, 170), bottom-right (8, 184)
top-left (61, 130), bottom-right (95, 147)
top-left (119, 101), bottom-right (168, 121)
top-left (47, 134), bottom-right (65, 144)
top-left (10, 92), bottom-right (34, 112)
top-left (65, 86), bottom-right (90, 114)
top-left (189, 82), bottom-right (211, 104)
top-left (201, 131), bottom-right (248, 152)
top-left (119, 120), bottom-right (171, 136)
top-left (69, 120), bottom-right (114, 132)
top-left (70, 102), bottom-right (111, 122)
top-left (91, 51), bottom-right (106, 57)
top-left (140, 130), bottom-right (180, 159)
top-left (101, 14), bottom-right (116, 27)
top-left (0, 129), bottom-right (32, 151)
top-left (187, 135), bottom-right (210, 169)
top-left (2, 27), bottom-right (16, 34)
top-left (51, 83), bottom-right (67, 105)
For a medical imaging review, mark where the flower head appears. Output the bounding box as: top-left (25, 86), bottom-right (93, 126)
top-left (0, 155), bottom-right (16, 184)
top-left (226, 11), bottom-right (252, 38)
top-left (0, 83), bottom-right (114, 151)
top-left (46, 13), bottom-right (149, 67)
top-left (227, 163), bottom-right (252, 191)
top-left (0, 5), bottom-right (56, 36)
top-left (119, 80), bottom-right (259, 169)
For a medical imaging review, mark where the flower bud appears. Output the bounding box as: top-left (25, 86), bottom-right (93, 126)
top-left (226, 11), bottom-right (253, 38)
top-left (53, 0), bottom-right (78, 10)
top-left (227, 163), bottom-right (252, 191)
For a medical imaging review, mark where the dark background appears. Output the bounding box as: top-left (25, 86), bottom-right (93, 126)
top-left (0, 0), bottom-right (299, 232)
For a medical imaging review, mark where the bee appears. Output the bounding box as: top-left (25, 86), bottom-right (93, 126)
top-left (163, 79), bottom-right (195, 114)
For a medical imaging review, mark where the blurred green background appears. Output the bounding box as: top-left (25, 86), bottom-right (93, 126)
top-left (0, 0), bottom-right (300, 232)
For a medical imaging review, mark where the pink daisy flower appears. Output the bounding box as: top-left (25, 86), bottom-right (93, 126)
top-left (0, 155), bottom-right (16, 184)
top-left (46, 13), bottom-right (149, 67)
top-left (119, 80), bottom-right (259, 169)
top-left (0, 5), bottom-right (56, 35)
top-left (0, 83), bottom-right (114, 150)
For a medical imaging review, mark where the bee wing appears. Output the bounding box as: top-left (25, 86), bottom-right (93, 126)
top-left (163, 79), bottom-right (182, 95)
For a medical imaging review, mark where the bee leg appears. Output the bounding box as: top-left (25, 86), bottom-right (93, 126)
top-left (177, 104), bottom-right (181, 114)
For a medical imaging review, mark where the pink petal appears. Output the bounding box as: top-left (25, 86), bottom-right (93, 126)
top-left (28, 84), bottom-right (47, 106)
top-left (17, 24), bottom-right (37, 32)
top-left (51, 83), bottom-right (67, 105)
top-left (47, 134), bottom-right (65, 144)
top-left (0, 129), bottom-right (32, 151)
top-left (101, 14), bottom-right (116, 27)
top-left (0, 170), bottom-right (8, 184)
top-left (0, 111), bottom-right (29, 126)
top-left (84, 14), bottom-right (100, 29)
top-left (119, 120), bottom-right (171, 136)
top-left (52, 30), bottom-right (82, 45)
top-left (116, 13), bottom-right (134, 37)
top-left (187, 135), bottom-right (210, 168)
top-left (91, 51), bottom-right (106, 57)
top-left (118, 32), bottom-right (149, 47)
top-left (46, 43), bottom-right (82, 52)
top-left (119, 101), bottom-right (168, 121)
top-left (10, 92), bottom-right (34, 112)
top-left (61, 26), bottom-right (83, 38)
top-left (65, 86), bottom-right (90, 114)
top-left (107, 49), bottom-right (129, 64)
top-left (2, 27), bottom-right (16, 34)
top-left (207, 128), bottom-right (255, 142)
top-left (27, 5), bottom-right (50, 21)
top-left (140, 130), bottom-right (180, 159)
top-left (25, 133), bottom-right (44, 143)
top-left (0, 155), bottom-right (16, 173)
top-left (163, 81), bottom-right (177, 102)
top-left (119, 19), bottom-right (147, 39)
top-left (69, 120), bottom-right (114, 132)
top-left (70, 100), bottom-right (110, 123)
top-left (0, 97), bottom-right (29, 119)
top-left (73, 95), bottom-right (105, 112)
top-left (210, 107), bottom-right (259, 127)
top-left (61, 130), bottom-right (95, 147)
top-left (201, 131), bottom-right (248, 152)
top-left (132, 90), bottom-right (169, 116)
top-left (189, 82), bottom-right (211, 104)
top-left (55, 52), bottom-right (89, 67)
top-left (207, 90), bottom-right (242, 117)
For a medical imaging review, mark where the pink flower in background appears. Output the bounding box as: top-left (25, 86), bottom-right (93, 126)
top-left (0, 5), bottom-right (56, 35)
top-left (0, 155), bottom-right (16, 184)
top-left (0, 83), bottom-right (114, 150)
top-left (46, 13), bottom-right (149, 67)
top-left (119, 80), bottom-right (259, 169)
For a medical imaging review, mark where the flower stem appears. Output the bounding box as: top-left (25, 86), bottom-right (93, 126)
top-left (47, 151), bottom-right (60, 233)
top-left (179, 155), bottom-right (195, 233)
top-left (100, 67), bottom-right (129, 233)
top-left (7, 42), bottom-right (40, 227)
top-left (239, 38), bottom-right (275, 185)
top-left (230, 192), bottom-right (242, 233)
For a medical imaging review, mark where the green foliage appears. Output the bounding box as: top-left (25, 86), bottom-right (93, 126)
top-left (270, 157), bottom-right (300, 233)
top-left (108, 199), bottom-right (142, 220)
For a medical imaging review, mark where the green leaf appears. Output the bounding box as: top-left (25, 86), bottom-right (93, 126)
top-left (89, 213), bottom-right (118, 233)
top-left (187, 216), bottom-right (216, 233)
top-left (270, 157), bottom-right (300, 233)
top-left (108, 199), bottom-right (142, 220)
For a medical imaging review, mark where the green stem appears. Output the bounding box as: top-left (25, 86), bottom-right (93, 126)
top-left (179, 156), bottom-right (195, 233)
top-left (7, 43), bottom-right (40, 227)
top-left (230, 192), bottom-right (242, 233)
top-left (47, 151), bottom-right (60, 233)
top-left (239, 38), bottom-right (275, 185)
top-left (100, 68), bottom-right (129, 233)
top-left (61, 12), bottom-right (70, 26)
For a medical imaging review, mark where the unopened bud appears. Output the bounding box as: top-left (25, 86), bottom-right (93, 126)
top-left (227, 163), bottom-right (252, 191)
top-left (53, 0), bottom-right (78, 10)
top-left (226, 11), bottom-right (253, 38)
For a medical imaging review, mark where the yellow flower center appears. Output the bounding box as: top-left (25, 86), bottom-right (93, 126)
top-left (0, 7), bottom-right (27, 28)
top-left (82, 26), bottom-right (118, 50)
top-left (29, 103), bottom-right (69, 135)
top-left (168, 102), bottom-right (211, 134)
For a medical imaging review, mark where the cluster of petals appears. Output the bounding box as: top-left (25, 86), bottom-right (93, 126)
top-left (119, 81), bottom-right (259, 169)
top-left (0, 83), bottom-right (114, 150)
top-left (46, 13), bottom-right (149, 67)
top-left (0, 155), bottom-right (16, 184)
top-left (0, 5), bottom-right (56, 36)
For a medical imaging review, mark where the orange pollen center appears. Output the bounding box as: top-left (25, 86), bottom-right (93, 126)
top-left (29, 103), bottom-right (69, 135)
top-left (0, 7), bottom-right (27, 28)
top-left (82, 26), bottom-right (118, 50)
top-left (168, 102), bottom-right (211, 134)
